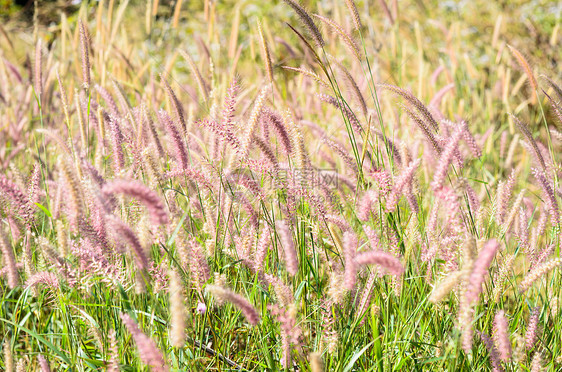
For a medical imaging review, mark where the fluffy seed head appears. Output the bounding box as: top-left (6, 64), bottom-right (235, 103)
top-left (120, 313), bottom-right (169, 371)
top-left (206, 284), bottom-right (261, 325)
top-left (493, 310), bottom-right (512, 362)
top-left (79, 19), bottom-right (90, 90)
top-left (168, 268), bottom-right (186, 347)
top-left (282, 0), bottom-right (324, 47)
top-left (525, 307), bottom-right (540, 350)
top-left (276, 220), bottom-right (299, 276)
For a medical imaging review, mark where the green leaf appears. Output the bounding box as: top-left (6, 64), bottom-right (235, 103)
top-left (34, 202), bottom-right (52, 217)
top-left (0, 318), bottom-right (72, 366)
top-left (343, 341), bottom-right (374, 372)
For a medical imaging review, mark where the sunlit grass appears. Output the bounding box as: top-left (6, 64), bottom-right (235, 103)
top-left (0, 0), bottom-right (561, 371)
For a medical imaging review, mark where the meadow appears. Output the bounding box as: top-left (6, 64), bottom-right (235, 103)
top-left (0, 0), bottom-right (561, 370)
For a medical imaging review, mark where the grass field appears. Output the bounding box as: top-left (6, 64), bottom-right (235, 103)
top-left (1, 0), bottom-right (562, 370)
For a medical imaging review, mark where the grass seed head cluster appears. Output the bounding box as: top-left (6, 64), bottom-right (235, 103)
top-left (0, 0), bottom-right (562, 370)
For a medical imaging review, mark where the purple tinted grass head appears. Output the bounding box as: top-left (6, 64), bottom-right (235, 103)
top-left (0, 231), bottom-right (19, 288)
top-left (262, 108), bottom-right (293, 154)
top-left (0, 174), bottom-right (34, 227)
top-left (120, 313), bottom-right (169, 371)
top-left (95, 85), bottom-right (121, 118)
top-left (542, 77), bottom-right (562, 125)
top-left (186, 237), bottom-right (210, 294)
top-left (354, 251), bottom-right (404, 276)
top-left (216, 78), bottom-right (242, 148)
top-left (401, 104), bottom-right (442, 155)
top-left (322, 136), bottom-right (359, 176)
top-left (222, 78), bottom-right (239, 126)
top-left (525, 306), bottom-right (540, 350)
top-left (141, 104), bottom-right (165, 158)
top-left (282, 0), bottom-right (324, 47)
top-left (275, 220), bottom-right (299, 276)
top-left (165, 167), bottom-right (215, 191)
top-left (532, 168), bottom-right (559, 226)
top-left (496, 170), bottom-right (516, 225)
top-left (541, 75), bottom-right (562, 102)
top-left (158, 109), bottom-right (189, 170)
top-left (263, 273), bottom-right (294, 306)
top-left (102, 179), bottom-right (169, 225)
top-left (109, 216), bottom-right (149, 270)
top-left (431, 125), bottom-right (464, 191)
top-left (25, 271), bottom-right (59, 289)
top-left (268, 303), bottom-right (302, 368)
top-left (26, 163), bottom-right (41, 205)
top-left (324, 214), bottom-right (351, 232)
top-left (465, 239), bottom-right (500, 305)
top-left (363, 226), bottom-right (381, 251)
top-left (479, 331), bottom-right (504, 372)
top-left (314, 15), bottom-right (362, 61)
top-left (107, 329), bottom-right (119, 372)
top-left (510, 114), bottom-right (546, 171)
top-left (206, 285), bottom-right (261, 325)
top-left (344, 0), bottom-right (362, 30)
top-left (385, 158), bottom-right (421, 212)
top-left (160, 74), bottom-right (187, 132)
top-left (78, 19), bottom-right (90, 90)
top-left (252, 136), bottom-right (280, 171)
top-left (233, 192), bottom-right (259, 229)
top-left (378, 83), bottom-right (439, 132)
top-left (239, 85), bottom-right (270, 158)
top-left (459, 120), bottom-right (482, 158)
top-left (343, 231), bottom-right (358, 290)
top-left (254, 225), bottom-right (272, 272)
top-left (493, 310), bottom-right (512, 362)
top-left (108, 117), bottom-right (125, 173)
top-left (198, 118), bottom-right (241, 152)
top-left (317, 93), bottom-right (363, 134)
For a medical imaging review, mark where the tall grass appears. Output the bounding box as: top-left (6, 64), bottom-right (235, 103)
top-left (0, 0), bottom-right (562, 371)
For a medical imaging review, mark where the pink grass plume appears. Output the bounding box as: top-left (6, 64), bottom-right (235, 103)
top-left (354, 251), bottom-right (404, 276)
top-left (526, 306), bottom-right (540, 350)
top-left (465, 239), bottom-right (500, 305)
top-left (120, 313), bottom-right (169, 371)
top-left (103, 180), bottom-right (168, 225)
top-left (493, 310), bottom-right (512, 362)
top-left (276, 220), bottom-right (299, 276)
top-left (206, 285), bottom-right (261, 325)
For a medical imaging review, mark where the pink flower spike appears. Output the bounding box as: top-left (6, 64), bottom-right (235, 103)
top-left (343, 231), bottom-right (358, 290)
top-left (38, 355), bottom-right (51, 372)
top-left (493, 310), bottom-right (512, 362)
top-left (275, 220), bottom-right (299, 276)
top-left (385, 158), bottom-right (421, 212)
top-left (120, 313), bottom-right (169, 372)
top-left (526, 306), bottom-right (540, 350)
top-left (465, 239), bottom-right (500, 305)
top-left (206, 285), bottom-right (261, 325)
top-left (354, 251), bottom-right (404, 276)
top-left (479, 332), bottom-right (504, 372)
top-left (431, 125), bottom-right (464, 191)
top-left (103, 180), bottom-right (168, 225)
